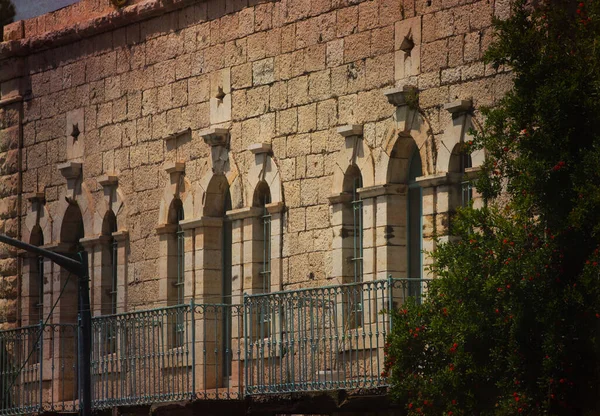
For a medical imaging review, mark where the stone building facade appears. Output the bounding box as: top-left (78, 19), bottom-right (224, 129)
top-left (0, 0), bottom-right (512, 411)
top-left (0, 0), bottom-right (512, 327)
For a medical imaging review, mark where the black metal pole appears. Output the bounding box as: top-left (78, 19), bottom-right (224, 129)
top-left (77, 251), bottom-right (91, 416)
top-left (0, 234), bottom-right (92, 416)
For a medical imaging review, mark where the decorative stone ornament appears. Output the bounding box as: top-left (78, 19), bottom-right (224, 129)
top-left (384, 85), bottom-right (419, 107)
top-left (201, 128), bottom-right (230, 174)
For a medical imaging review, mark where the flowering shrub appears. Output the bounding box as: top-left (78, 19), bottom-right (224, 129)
top-left (386, 0), bottom-right (600, 414)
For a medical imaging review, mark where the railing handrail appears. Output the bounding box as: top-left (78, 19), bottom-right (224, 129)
top-left (0, 322), bottom-right (78, 335)
top-left (244, 278), bottom-right (388, 298)
top-left (90, 301), bottom-right (242, 322)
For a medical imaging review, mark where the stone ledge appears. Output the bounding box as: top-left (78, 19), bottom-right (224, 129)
top-left (226, 207), bottom-right (262, 220)
top-left (179, 216), bottom-right (223, 230)
top-left (248, 143), bottom-right (271, 154)
top-left (57, 161), bottom-right (82, 180)
top-left (337, 124), bottom-right (363, 137)
top-left (201, 128), bottom-right (229, 147)
top-left (98, 174), bottom-right (118, 187)
top-left (156, 223), bottom-right (178, 235)
top-left (266, 201), bottom-right (284, 214)
top-left (0, 95), bottom-right (22, 108)
top-left (27, 192), bottom-right (45, 204)
top-left (164, 128), bottom-right (191, 143)
top-left (444, 99), bottom-right (472, 114)
top-left (414, 173), bottom-right (450, 187)
top-left (112, 230), bottom-right (129, 242)
top-left (328, 192), bottom-right (352, 205)
top-left (164, 161), bottom-right (185, 174)
top-left (358, 184), bottom-right (407, 198)
top-left (383, 85), bottom-right (418, 107)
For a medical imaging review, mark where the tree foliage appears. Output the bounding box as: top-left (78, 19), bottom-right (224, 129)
top-left (0, 0), bottom-right (15, 41)
top-left (385, 0), bottom-right (600, 414)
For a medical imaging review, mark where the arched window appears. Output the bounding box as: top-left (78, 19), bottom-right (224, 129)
top-left (343, 165), bottom-right (364, 284)
top-left (100, 211), bottom-right (118, 353)
top-left (253, 181), bottom-right (272, 296)
top-left (407, 149), bottom-right (423, 297)
top-left (27, 226), bottom-right (44, 363)
top-left (29, 226), bottom-right (44, 324)
top-left (253, 181), bottom-right (272, 337)
top-left (201, 174), bottom-right (234, 379)
top-left (60, 203), bottom-right (84, 323)
top-left (449, 145), bottom-right (474, 208)
top-left (342, 165), bottom-right (364, 328)
top-left (167, 198), bottom-right (185, 347)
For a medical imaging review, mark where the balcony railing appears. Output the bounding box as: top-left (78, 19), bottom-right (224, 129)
top-left (0, 278), bottom-right (430, 414)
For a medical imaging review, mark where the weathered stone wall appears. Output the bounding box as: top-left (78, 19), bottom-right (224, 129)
top-left (0, 0), bottom-right (513, 319)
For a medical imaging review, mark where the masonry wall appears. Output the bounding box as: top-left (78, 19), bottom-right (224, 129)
top-left (0, 0), bottom-right (513, 324)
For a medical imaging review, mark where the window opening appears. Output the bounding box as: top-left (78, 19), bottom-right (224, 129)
top-left (460, 151), bottom-right (473, 207)
top-left (408, 149), bottom-right (423, 300)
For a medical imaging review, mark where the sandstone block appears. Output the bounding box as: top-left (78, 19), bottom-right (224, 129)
top-left (253, 58), bottom-right (275, 86)
top-left (344, 31), bottom-right (371, 63)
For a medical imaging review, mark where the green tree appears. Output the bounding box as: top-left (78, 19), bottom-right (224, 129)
top-left (0, 0), bottom-right (15, 41)
top-left (385, 0), bottom-right (600, 414)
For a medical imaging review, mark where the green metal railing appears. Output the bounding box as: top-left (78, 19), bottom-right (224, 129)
top-left (1, 278), bottom-right (431, 413)
top-left (243, 278), bottom-right (431, 395)
top-left (0, 323), bottom-right (78, 415)
top-left (90, 301), bottom-right (243, 409)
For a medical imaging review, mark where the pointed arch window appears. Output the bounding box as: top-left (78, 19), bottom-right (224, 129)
top-left (460, 152), bottom-right (473, 207)
top-left (343, 165), bottom-right (364, 328)
top-left (167, 198), bottom-right (185, 347)
top-left (408, 149), bottom-right (423, 298)
top-left (253, 181), bottom-right (272, 296)
top-left (100, 211), bottom-right (118, 353)
top-left (27, 226), bottom-right (44, 364)
top-left (253, 181), bottom-right (272, 336)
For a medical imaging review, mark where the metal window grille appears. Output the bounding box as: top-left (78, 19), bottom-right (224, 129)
top-left (222, 192), bottom-right (233, 378)
top-left (259, 202), bottom-right (272, 335)
top-left (349, 176), bottom-right (363, 328)
top-left (36, 255), bottom-right (44, 322)
top-left (105, 236), bottom-right (119, 354)
top-left (460, 151), bottom-right (473, 207)
top-left (174, 205), bottom-right (185, 347)
top-left (32, 255), bottom-right (44, 363)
